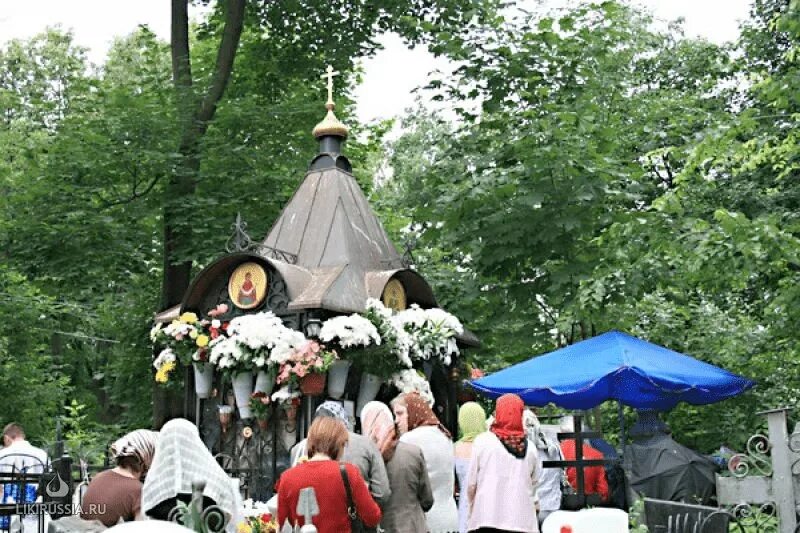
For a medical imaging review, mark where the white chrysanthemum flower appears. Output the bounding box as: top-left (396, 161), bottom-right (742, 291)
top-left (153, 348), bottom-right (176, 369)
top-left (271, 385), bottom-right (301, 403)
top-left (390, 369), bottom-right (434, 406)
top-left (319, 314), bottom-right (381, 348)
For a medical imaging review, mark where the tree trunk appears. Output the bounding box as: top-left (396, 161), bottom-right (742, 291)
top-left (154, 0), bottom-right (245, 429)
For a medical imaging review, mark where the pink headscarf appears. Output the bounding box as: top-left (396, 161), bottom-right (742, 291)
top-left (360, 401), bottom-right (398, 461)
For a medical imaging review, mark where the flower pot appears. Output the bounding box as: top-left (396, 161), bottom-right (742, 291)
top-left (356, 373), bottom-right (382, 417)
top-left (300, 372), bottom-right (326, 396)
top-left (232, 371), bottom-right (255, 419)
top-left (257, 418), bottom-right (269, 431)
top-left (254, 368), bottom-right (276, 396)
top-left (327, 360), bottom-right (351, 399)
top-left (193, 362), bottom-right (214, 399)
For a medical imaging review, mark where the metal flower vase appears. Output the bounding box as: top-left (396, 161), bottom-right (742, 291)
top-left (254, 368), bottom-right (276, 396)
top-left (232, 371), bottom-right (254, 419)
top-left (327, 360), bottom-right (351, 399)
top-left (356, 372), bottom-right (382, 416)
top-left (193, 362), bottom-right (214, 399)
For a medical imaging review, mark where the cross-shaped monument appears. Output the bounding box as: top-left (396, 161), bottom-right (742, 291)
top-left (542, 414), bottom-right (619, 509)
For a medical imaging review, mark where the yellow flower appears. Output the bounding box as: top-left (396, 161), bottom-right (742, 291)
top-left (237, 522), bottom-right (252, 533)
top-left (179, 312), bottom-right (198, 324)
top-left (196, 334), bottom-right (209, 348)
top-left (155, 361), bottom-right (177, 383)
top-left (189, 329), bottom-right (199, 339)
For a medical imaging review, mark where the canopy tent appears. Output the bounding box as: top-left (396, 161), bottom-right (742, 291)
top-left (469, 330), bottom-right (754, 411)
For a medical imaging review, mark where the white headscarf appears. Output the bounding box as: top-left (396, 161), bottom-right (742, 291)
top-left (141, 419), bottom-right (241, 532)
top-left (525, 410), bottom-right (560, 455)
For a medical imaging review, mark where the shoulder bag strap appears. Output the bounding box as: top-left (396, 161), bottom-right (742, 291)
top-left (339, 463), bottom-right (358, 520)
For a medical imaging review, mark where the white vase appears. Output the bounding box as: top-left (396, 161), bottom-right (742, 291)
top-left (193, 362), bottom-right (214, 400)
top-left (232, 371), bottom-right (254, 419)
top-left (356, 373), bottom-right (382, 417)
top-left (327, 360), bottom-right (351, 399)
top-left (254, 369), bottom-right (275, 396)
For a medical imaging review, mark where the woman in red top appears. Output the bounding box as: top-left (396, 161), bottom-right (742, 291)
top-left (277, 416), bottom-right (381, 532)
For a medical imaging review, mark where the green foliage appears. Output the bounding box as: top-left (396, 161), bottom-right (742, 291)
top-left (381, 0), bottom-right (800, 452)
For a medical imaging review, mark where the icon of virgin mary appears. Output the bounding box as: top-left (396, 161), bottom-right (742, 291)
top-left (237, 272), bottom-right (257, 306)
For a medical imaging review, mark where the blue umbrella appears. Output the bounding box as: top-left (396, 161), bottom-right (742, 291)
top-left (470, 330), bottom-right (754, 410)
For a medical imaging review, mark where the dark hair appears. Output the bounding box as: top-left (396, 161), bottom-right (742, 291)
top-left (2, 423), bottom-right (25, 441)
top-left (307, 417), bottom-right (348, 460)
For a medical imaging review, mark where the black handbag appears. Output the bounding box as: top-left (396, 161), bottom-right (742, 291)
top-left (339, 463), bottom-right (366, 533)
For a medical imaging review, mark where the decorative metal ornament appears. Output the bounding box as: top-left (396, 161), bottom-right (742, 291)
top-left (228, 262), bottom-right (268, 310)
top-left (382, 279), bottom-right (407, 311)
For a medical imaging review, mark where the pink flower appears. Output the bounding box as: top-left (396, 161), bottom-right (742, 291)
top-left (296, 366), bottom-right (307, 378)
top-left (314, 359), bottom-right (323, 368)
top-left (471, 368), bottom-right (485, 379)
top-left (310, 341), bottom-right (320, 354)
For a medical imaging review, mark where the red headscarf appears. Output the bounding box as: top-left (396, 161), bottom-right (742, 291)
top-left (404, 392), bottom-right (451, 439)
top-left (490, 393), bottom-right (528, 458)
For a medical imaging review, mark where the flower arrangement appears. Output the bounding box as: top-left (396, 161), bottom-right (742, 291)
top-left (207, 312), bottom-right (307, 377)
top-left (150, 312), bottom-right (212, 366)
top-left (319, 313), bottom-right (381, 349)
top-left (238, 499), bottom-right (277, 533)
top-left (153, 348), bottom-right (178, 383)
top-left (248, 392), bottom-right (271, 420)
top-left (271, 385), bottom-right (302, 405)
top-left (392, 304), bottom-right (463, 366)
top-left (390, 369), bottom-right (435, 406)
top-left (276, 340), bottom-right (337, 386)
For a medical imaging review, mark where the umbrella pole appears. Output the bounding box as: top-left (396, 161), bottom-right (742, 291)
top-left (617, 401), bottom-right (625, 447)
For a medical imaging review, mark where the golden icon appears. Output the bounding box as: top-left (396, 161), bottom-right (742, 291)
top-left (382, 279), bottom-right (407, 311)
top-left (228, 262), bottom-right (268, 310)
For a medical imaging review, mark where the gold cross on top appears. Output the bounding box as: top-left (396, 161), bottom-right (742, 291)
top-left (321, 65), bottom-right (340, 106)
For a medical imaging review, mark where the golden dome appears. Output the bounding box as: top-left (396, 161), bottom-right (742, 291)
top-left (312, 102), bottom-right (349, 139)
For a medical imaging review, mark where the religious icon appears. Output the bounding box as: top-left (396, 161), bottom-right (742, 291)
top-left (382, 279), bottom-right (407, 311)
top-left (228, 262), bottom-right (268, 310)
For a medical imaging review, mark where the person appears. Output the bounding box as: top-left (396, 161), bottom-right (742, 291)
top-left (454, 402), bottom-right (487, 533)
top-left (80, 429), bottom-right (158, 526)
top-left (392, 392), bottom-right (458, 533)
top-left (290, 400), bottom-right (391, 507)
top-left (559, 417), bottom-right (609, 504)
top-left (142, 419), bottom-right (242, 532)
top-left (523, 409), bottom-right (562, 527)
top-left (237, 272), bottom-right (257, 306)
top-left (0, 423), bottom-right (49, 533)
top-left (466, 394), bottom-right (540, 533)
top-left (277, 416), bottom-right (381, 533)
top-left (360, 401), bottom-right (433, 533)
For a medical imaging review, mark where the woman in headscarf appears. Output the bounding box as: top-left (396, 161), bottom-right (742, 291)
top-left (466, 394), bottom-right (539, 533)
top-left (524, 409), bottom-right (563, 527)
top-left (278, 416), bottom-right (381, 533)
top-left (361, 401), bottom-right (433, 533)
top-left (290, 400), bottom-right (391, 508)
top-left (454, 402), bottom-right (487, 533)
top-left (141, 419), bottom-right (242, 532)
top-left (80, 429), bottom-right (158, 526)
top-left (391, 392), bottom-right (457, 533)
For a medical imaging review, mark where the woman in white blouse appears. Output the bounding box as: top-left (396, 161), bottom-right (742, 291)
top-left (392, 392), bottom-right (458, 533)
top-left (467, 394), bottom-right (539, 533)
